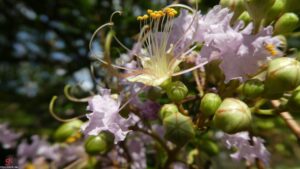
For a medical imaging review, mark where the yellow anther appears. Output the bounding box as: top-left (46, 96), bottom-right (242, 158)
top-left (143, 14), bottom-right (149, 20)
top-left (65, 136), bottom-right (76, 143)
top-left (264, 43), bottom-right (277, 56)
top-left (137, 16), bottom-right (143, 21)
top-left (24, 163), bottom-right (35, 169)
top-left (147, 9), bottom-right (153, 14)
top-left (74, 132), bottom-right (82, 139)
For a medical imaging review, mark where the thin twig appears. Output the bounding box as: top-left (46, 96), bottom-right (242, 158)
top-left (271, 100), bottom-right (300, 141)
top-left (193, 70), bottom-right (204, 97)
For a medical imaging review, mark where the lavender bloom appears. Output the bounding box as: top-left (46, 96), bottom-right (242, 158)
top-left (81, 89), bottom-right (139, 143)
top-left (0, 123), bottom-right (21, 149)
top-left (53, 143), bottom-right (86, 167)
top-left (17, 135), bottom-right (59, 167)
top-left (219, 131), bottom-right (270, 166)
top-left (172, 162), bottom-right (188, 169)
top-left (131, 97), bottom-right (160, 120)
top-left (169, 10), bottom-right (198, 56)
top-left (196, 6), bottom-right (282, 82)
top-left (127, 137), bottom-right (147, 169)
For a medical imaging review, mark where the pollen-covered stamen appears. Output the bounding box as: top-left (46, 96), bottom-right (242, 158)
top-left (264, 43), bottom-right (278, 56)
top-left (137, 8), bottom-right (178, 75)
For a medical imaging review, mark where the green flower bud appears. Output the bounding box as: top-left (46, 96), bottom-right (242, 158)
top-left (199, 140), bottom-right (219, 156)
top-left (220, 0), bottom-right (245, 21)
top-left (239, 79), bottom-right (264, 98)
top-left (159, 78), bottom-right (172, 90)
top-left (264, 57), bottom-right (300, 96)
top-left (84, 132), bottom-right (114, 155)
top-left (159, 104), bottom-right (178, 119)
top-left (163, 112), bottom-right (195, 146)
top-left (274, 12), bottom-right (299, 34)
top-left (275, 35), bottom-right (287, 52)
top-left (54, 120), bottom-right (83, 142)
top-left (200, 93), bottom-right (222, 117)
top-left (244, 0), bottom-right (275, 21)
top-left (238, 11), bottom-right (251, 25)
top-left (265, 0), bottom-right (286, 25)
top-left (166, 81), bottom-right (188, 102)
top-left (287, 89), bottom-right (300, 112)
top-left (213, 98), bottom-right (252, 134)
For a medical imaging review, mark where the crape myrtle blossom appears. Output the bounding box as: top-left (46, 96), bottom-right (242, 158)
top-left (131, 96), bottom-right (160, 120)
top-left (17, 135), bottom-right (86, 168)
top-left (196, 6), bottom-right (282, 82)
top-left (17, 135), bottom-right (59, 168)
top-left (126, 136), bottom-right (147, 169)
top-left (218, 131), bottom-right (270, 166)
top-left (81, 88), bottom-right (139, 143)
top-left (0, 123), bottom-right (22, 149)
top-left (91, 6), bottom-right (207, 87)
top-left (126, 7), bottom-right (202, 86)
top-left (53, 143), bottom-right (87, 168)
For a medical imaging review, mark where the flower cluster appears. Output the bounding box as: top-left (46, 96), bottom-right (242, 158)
top-left (12, 1), bottom-right (300, 169)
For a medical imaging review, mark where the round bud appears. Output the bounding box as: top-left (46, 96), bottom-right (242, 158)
top-left (54, 120), bottom-right (83, 142)
top-left (275, 12), bottom-right (299, 34)
top-left (264, 57), bottom-right (300, 96)
top-left (244, 0), bottom-right (275, 21)
top-left (265, 0), bottom-right (285, 25)
top-left (166, 81), bottom-right (188, 102)
top-left (238, 11), bottom-right (251, 25)
top-left (220, 0), bottom-right (245, 21)
top-left (287, 89), bottom-right (300, 112)
top-left (163, 112), bottom-right (195, 146)
top-left (159, 78), bottom-right (172, 90)
top-left (159, 104), bottom-right (178, 119)
top-left (200, 93), bottom-right (222, 117)
top-left (199, 140), bottom-right (219, 156)
top-left (84, 132), bottom-right (114, 155)
top-left (213, 98), bottom-right (252, 134)
top-left (240, 79), bottom-right (264, 98)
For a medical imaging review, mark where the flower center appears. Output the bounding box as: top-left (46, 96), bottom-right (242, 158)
top-left (264, 43), bottom-right (278, 56)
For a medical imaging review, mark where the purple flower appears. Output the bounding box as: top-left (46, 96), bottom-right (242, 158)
top-left (196, 6), bottom-right (233, 43)
top-left (17, 135), bottom-right (58, 167)
top-left (131, 97), bottom-right (160, 120)
top-left (169, 9), bottom-right (199, 57)
top-left (53, 143), bottom-right (86, 167)
top-left (196, 6), bottom-right (282, 82)
top-left (172, 162), bottom-right (188, 169)
top-left (81, 88), bottom-right (139, 143)
top-left (127, 137), bottom-right (147, 169)
top-left (219, 131), bottom-right (270, 166)
top-left (0, 123), bottom-right (21, 149)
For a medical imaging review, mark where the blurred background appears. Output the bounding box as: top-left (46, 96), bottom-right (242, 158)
top-left (1, 0), bottom-right (300, 168)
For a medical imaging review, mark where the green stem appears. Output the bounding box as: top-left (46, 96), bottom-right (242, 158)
top-left (255, 109), bottom-right (276, 115)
